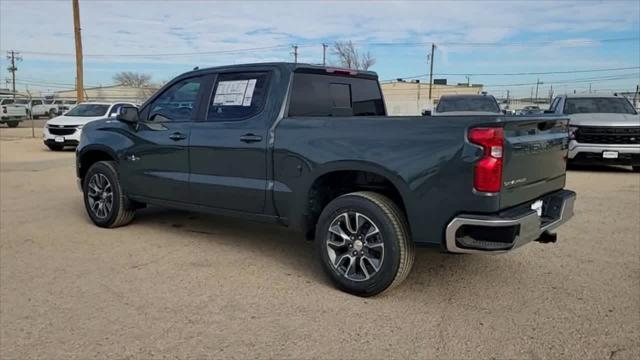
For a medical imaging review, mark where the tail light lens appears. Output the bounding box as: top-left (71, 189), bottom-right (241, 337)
top-left (468, 127), bottom-right (504, 193)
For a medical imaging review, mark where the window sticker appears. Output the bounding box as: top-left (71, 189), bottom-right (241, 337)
top-left (213, 79), bottom-right (257, 107)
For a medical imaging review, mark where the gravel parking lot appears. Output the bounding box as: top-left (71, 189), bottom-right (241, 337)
top-left (1, 125), bottom-right (639, 359)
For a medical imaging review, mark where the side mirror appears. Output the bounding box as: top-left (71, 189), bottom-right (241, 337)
top-left (117, 106), bottom-right (140, 123)
top-left (422, 110), bottom-right (432, 116)
top-left (502, 109), bottom-right (507, 115)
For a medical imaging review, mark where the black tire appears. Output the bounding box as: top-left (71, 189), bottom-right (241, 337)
top-left (315, 191), bottom-right (414, 296)
top-left (633, 166), bottom-right (640, 172)
top-left (46, 143), bottom-right (64, 151)
top-left (6, 121), bottom-right (19, 128)
top-left (83, 161), bottom-right (135, 228)
top-left (33, 115), bottom-right (39, 119)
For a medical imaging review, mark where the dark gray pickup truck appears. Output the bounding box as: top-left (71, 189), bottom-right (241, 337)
top-left (76, 62), bottom-right (576, 296)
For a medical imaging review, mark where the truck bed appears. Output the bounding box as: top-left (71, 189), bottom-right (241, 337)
top-left (273, 114), bottom-right (569, 246)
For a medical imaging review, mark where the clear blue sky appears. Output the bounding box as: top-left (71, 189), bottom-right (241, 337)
top-left (1, 0), bottom-right (639, 98)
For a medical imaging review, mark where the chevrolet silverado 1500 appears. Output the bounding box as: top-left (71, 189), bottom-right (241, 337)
top-left (76, 63), bottom-right (576, 296)
top-left (547, 94), bottom-right (639, 171)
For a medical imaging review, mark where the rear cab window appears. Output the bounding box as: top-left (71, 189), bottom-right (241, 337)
top-left (288, 70), bottom-right (385, 117)
top-left (436, 96), bottom-right (500, 113)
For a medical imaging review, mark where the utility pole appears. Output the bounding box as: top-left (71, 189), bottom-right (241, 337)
top-left (322, 43), bottom-right (328, 66)
top-left (291, 45), bottom-right (298, 64)
top-left (530, 87), bottom-right (534, 102)
top-left (534, 78), bottom-right (543, 101)
top-left (428, 43), bottom-right (435, 100)
top-left (6, 50), bottom-right (21, 99)
top-left (588, 83), bottom-right (592, 94)
top-left (72, 0), bottom-right (84, 102)
top-left (465, 75), bottom-right (470, 86)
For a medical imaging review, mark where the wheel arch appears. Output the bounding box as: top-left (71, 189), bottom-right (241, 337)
top-left (77, 146), bottom-right (118, 181)
top-left (301, 161), bottom-right (411, 240)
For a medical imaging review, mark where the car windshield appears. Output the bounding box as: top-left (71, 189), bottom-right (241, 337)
top-left (564, 97), bottom-right (637, 115)
top-left (436, 96), bottom-right (500, 113)
top-left (14, 99), bottom-right (28, 104)
top-left (65, 104), bottom-right (110, 117)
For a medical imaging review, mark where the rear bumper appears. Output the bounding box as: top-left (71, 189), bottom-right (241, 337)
top-left (445, 189), bottom-right (576, 254)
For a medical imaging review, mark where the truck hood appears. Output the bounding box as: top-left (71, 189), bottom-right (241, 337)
top-left (569, 113), bottom-right (640, 127)
top-left (47, 115), bottom-right (108, 126)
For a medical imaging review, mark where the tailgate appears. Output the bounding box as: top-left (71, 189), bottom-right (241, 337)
top-left (501, 116), bottom-right (569, 208)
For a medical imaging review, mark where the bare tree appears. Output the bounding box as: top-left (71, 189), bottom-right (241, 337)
top-left (331, 41), bottom-right (376, 70)
top-left (112, 72), bottom-right (152, 87)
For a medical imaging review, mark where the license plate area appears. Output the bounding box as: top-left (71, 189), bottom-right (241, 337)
top-left (54, 136), bottom-right (64, 143)
top-left (602, 151), bottom-right (618, 159)
top-left (530, 199), bottom-right (544, 217)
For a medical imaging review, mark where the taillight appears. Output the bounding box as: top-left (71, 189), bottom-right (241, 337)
top-left (326, 68), bottom-right (358, 76)
top-left (468, 127), bottom-right (504, 193)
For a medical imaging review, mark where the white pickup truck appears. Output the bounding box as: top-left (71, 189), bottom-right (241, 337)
top-left (14, 98), bottom-right (59, 119)
top-left (0, 98), bottom-right (27, 127)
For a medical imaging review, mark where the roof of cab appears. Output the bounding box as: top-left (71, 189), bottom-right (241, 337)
top-left (179, 62), bottom-right (378, 79)
top-left (563, 94), bottom-right (626, 99)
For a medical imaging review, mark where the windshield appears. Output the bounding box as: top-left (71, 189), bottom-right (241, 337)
top-left (65, 104), bottom-right (110, 117)
top-left (14, 99), bottom-right (28, 104)
top-left (436, 96), bottom-right (500, 113)
top-left (564, 97), bottom-right (637, 115)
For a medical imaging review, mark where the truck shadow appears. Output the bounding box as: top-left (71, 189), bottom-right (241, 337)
top-left (131, 206), bottom-right (531, 295)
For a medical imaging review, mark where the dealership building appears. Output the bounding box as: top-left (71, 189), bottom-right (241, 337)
top-left (381, 79), bottom-right (484, 115)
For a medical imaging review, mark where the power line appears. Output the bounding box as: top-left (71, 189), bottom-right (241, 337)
top-left (2, 36), bottom-right (637, 58)
top-left (382, 66), bottom-right (640, 82)
top-left (355, 37), bottom-right (639, 48)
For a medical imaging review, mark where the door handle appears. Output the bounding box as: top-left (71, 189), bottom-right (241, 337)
top-left (239, 134), bottom-right (262, 143)
top-left (169, 132), bottom-right (187, 141)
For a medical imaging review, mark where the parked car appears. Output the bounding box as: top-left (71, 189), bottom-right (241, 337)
top-left (14, 98), bottom-right (59, 119)
top-left (76, 63), bottom-right (576, 296)
top-left (0, 98), bottom-right (27, 127)
top-left (518, 105), bottom-right (545, 115)
top-left (427, 94), bottom-right (503, 116)
top-left (51, 99), bottom-right (77, 114)
top-left (546, 95), bottom-right (640, 171)
top-left (43, 102), bottom-right (134, 151)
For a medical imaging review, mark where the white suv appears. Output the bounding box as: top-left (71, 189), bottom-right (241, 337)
top-left (43, 102), bottom-right (135, 151)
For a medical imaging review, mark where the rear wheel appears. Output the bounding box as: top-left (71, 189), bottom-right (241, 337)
top-left (83, 161), bottom-right (136, 228)
top-left (633, 166), bottom-right (640, 172)
top-left (6, 121), bottom-right (19, 128)
top-left (315, 191), bottom-right (414, 296)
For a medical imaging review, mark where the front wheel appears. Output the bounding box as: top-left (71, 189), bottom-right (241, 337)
top-left (6, 121), bottom-right (19, 128)
top-left (315, 191), bottom-right (414, 296)
top-left (83, 161), bottom-right (136, 228)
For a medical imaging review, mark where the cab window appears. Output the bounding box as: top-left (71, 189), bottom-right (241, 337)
top-left (207, 72), bottom-right (270, 121)
top-left (149, 77), bottom-right (203, 122)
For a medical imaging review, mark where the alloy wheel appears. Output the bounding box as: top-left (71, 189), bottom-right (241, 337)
top-left (87, 173), bottom-right (113, 219)
top-left (326, 211), bottom-right (384, 282)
